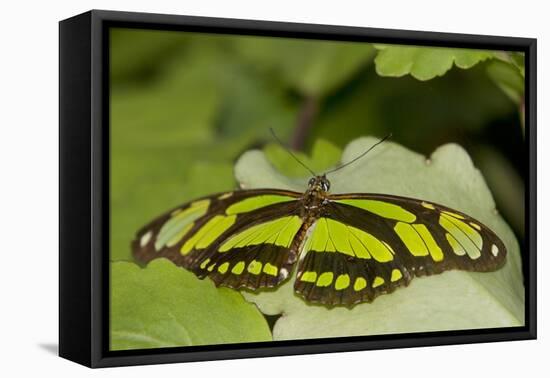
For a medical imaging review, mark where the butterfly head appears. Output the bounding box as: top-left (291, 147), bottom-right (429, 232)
top-left (308, 174), bottom-right (331, 193)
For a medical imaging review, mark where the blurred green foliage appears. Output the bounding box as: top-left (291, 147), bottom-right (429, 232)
top-left (109, 28), bottom-right (526, 349)
top-left (110, 28), bottom-right (524, 263)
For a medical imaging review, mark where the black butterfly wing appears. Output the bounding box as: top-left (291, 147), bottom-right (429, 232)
top-left (132, 189), bottom-right (304, 289)
top-left (293, 193), bottom-right (507, 306)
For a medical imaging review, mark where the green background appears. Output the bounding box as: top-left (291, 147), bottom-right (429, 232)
top-left (109, 28), bottom-right (525, 350)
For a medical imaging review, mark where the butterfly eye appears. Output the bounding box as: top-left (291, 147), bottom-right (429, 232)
top-left (308, 178), bottom-right (315, 186)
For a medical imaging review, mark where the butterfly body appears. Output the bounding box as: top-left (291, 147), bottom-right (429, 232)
top-left (133, 173), bottom-right (506, 306)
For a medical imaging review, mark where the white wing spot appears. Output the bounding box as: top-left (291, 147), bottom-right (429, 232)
top-left (140, 231), bottom-right (153, 248)
top-left (491, 244), bottom-right (499, 257)
top-left (278, 268), bottom-right (289, 280)
top-left (218, 192), bottom-right (233, 200)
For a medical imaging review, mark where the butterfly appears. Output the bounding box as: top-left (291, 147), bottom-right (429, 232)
top-left (132, 136), bottom-right (507, 306)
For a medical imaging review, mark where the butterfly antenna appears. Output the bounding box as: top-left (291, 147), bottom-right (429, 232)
top-left (269, 128), bottom-right (317, 176)
top-left (325, 133), bottom-right (392, 175)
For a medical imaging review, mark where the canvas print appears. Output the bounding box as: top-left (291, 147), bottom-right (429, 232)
top-left (109, 27), bottom-right (526, 351)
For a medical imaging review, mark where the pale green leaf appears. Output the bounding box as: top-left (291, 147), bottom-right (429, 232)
top-left (263, 139), bottom-right (342, 177)
top-left (374, 44), bottom-right (496, 81)
top-left (110, 259), bottom-right (271, 350)
top-left (235, 137), bottom-right (524, 340)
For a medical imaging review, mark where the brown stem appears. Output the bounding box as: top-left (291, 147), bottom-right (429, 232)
top-left (290, 96), bottom-right (319, 150)
top-left (520, 95), bottom-right (525, 135)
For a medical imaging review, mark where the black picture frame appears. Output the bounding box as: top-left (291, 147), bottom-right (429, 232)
top-left (59, 9), bottom-right (537, 368)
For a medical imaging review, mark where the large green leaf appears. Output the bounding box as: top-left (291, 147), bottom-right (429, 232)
top-left (235, 137), bottom-right (524, 340)
top-left (110, 259), bottom-right (271, 350)
top-left (374, 44), bottom-right (496, 81)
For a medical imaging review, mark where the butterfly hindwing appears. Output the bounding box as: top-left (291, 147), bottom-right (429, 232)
top-left (132, 189), bottom-right (303, 289)
top-left (294, 193), bottom-right (506, 305)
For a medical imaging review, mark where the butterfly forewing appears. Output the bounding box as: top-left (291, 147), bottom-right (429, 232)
top-left (132, 189), bottom-right (303, 289)
top-left (293, 193), bottom-right (507, 305)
